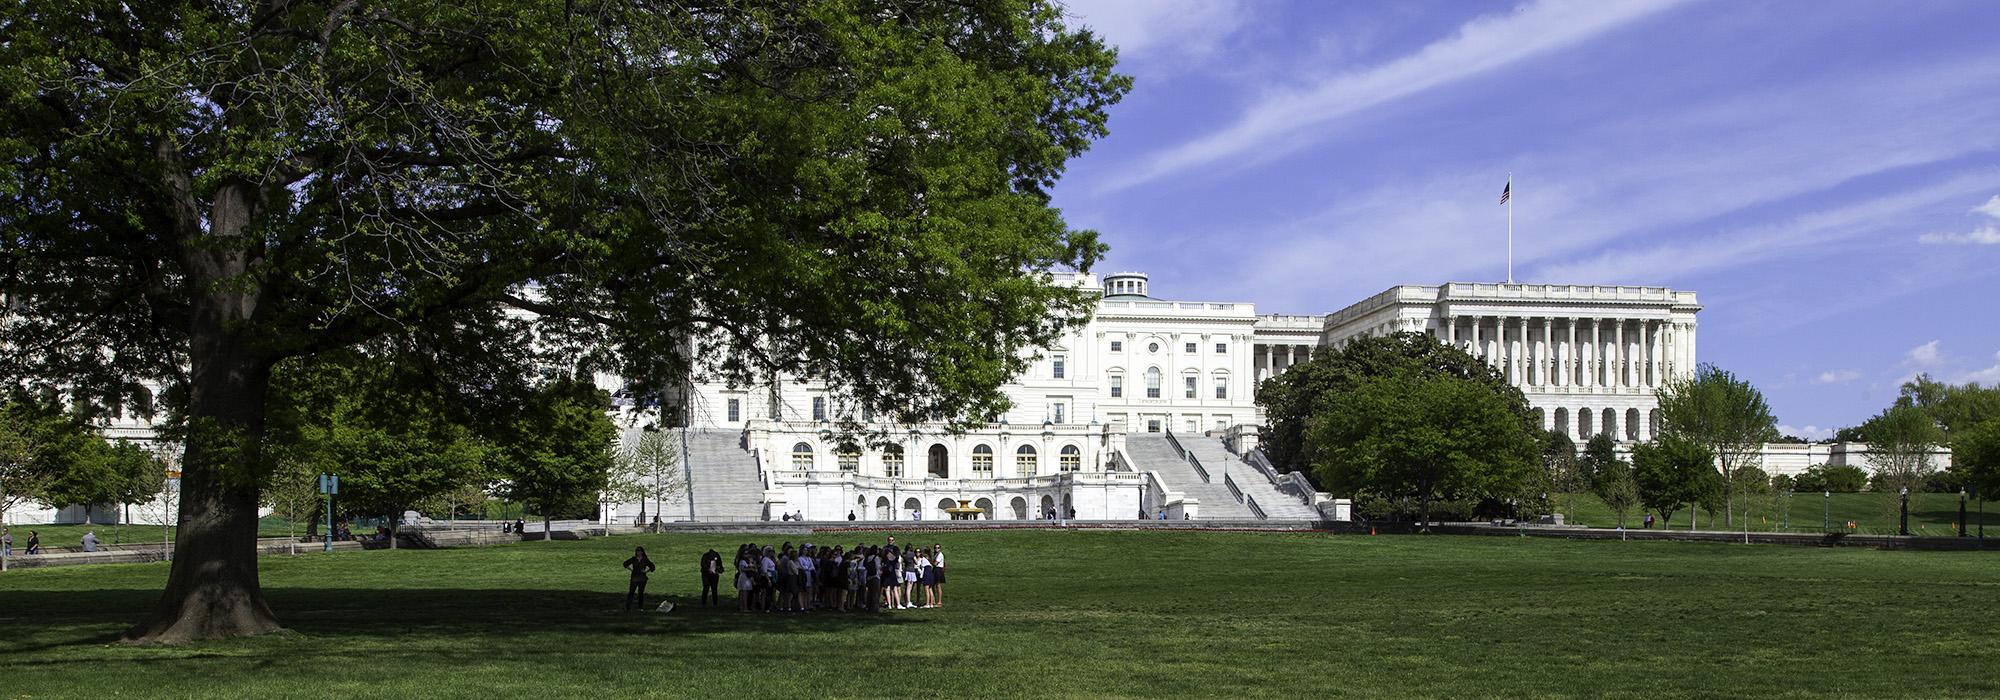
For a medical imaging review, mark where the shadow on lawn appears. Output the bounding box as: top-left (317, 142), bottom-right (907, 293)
top-left (0, 586), bottom-right (934, 658)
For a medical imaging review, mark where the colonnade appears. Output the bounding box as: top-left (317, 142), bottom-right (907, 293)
top-left (1253, 343), bottom-right (1315, 382)
top-left (1440, 315), bottom-right (1692, 391)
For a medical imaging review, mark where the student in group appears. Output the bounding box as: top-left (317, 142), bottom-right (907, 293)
top-left (865, 546), bottom-right (885, 612)
top-left (822, 547), bottom-right (843, 610)
top-left (798, 544), bottom-right (817, 609)
top-left (899, 545), bottom-right (918, 609)
top-left (735, 546), bottom-right (756, 612)
top-left (914, 548), bottom-right (934, 608)
top-left (700, 548), bottom-right (723, 606)
top-left (844, 550), bottom-right (865, 611)
top-left (622, 546), bottom-right (656, 611)
top-left (930, 544), bottom-right (946, 608)
top-left (759, 546), bottom-right (778, 612)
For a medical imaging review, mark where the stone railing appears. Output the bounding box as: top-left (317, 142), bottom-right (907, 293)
top-left (1164, 430), bottom-right (1212, 483)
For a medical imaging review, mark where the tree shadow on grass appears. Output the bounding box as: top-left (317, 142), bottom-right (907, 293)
top-left (0, 586), bottom-right (934, 660)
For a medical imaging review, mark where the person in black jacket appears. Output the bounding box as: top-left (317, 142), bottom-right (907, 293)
top-left (699, 549), bottom-right (723, 606)
top-left (623, 546), bottom-right (657, 611)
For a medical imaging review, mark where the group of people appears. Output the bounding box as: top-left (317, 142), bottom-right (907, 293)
top-left (730, 536), bottom-right (946, 613)
top-left (616, 535), bottom-right (951, 613)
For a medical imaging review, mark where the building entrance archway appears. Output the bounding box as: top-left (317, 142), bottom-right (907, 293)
top-left (928, 444), bottom-right (949, 478)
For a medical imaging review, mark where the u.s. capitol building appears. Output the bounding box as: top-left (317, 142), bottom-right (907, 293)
top-left (626, 272), bottom-right (1701, 523)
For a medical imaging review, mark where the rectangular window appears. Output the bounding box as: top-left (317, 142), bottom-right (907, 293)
top-left (1052, 402), bottom-right (1066, 424)
top-left (1110, 340), bottom-right (1122, 352)
top-left (1184, 376), bottom-right (1197, 399)
top-left (1184, 342), bottom-right (1197, 353)
top-left (1052, 354), bottom-right (1066, 379)
top-left (1110, 375), bottom-right (1123, 398)
top-left (1214, 377), bottom-right (1227, 399)
top-left (727, 399), bottom-right (741, 422)
top-left (1216, 342), bottom-right (1227, 354)
top-left (1186, 418), bottom-right (1198, 432)
top-left (812, 396), bottom-right (826, 421)
top-left (1146, 419), bottom-right (1161, 433)
top-left (884, 450), bottom-right (904, 477)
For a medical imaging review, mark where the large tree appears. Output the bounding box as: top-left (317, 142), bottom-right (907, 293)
top-left (1953, 419), bottom-right (2000, 505)
top-left (1654, 364), bottom-right (1778, 525)
top-left (1, 0), bottom-right (1126, 641)
top-left (1309, 371), bottom-right (1540, 529)
top-left (1259, 331), bottom-right (1516, 475)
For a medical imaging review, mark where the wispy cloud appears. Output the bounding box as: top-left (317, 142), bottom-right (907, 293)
top-left (1098, 0), bottom-right (1686, 193)
top-left (1918, 194), bottom-right (2000, 245)
top-left (1813, 370), bottom-right (1862, 385)
top-left (1779, 424), bottom-right (1834, 440)
top-left (1061, 0), bottom-right (1249, 72)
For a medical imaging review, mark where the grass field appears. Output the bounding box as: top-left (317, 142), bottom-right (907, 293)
top-left (0, 530), bottom-right (1995, 698)
top-left (1553, 491), bottom-right (1999, 536)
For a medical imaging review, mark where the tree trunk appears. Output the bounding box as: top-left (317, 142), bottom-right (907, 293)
top-left (125, 180), bottom-right (283, 643)
top-left (542, 514), bottom-right (552, 541)
top-left (123, 345), bottom-right (280, 643)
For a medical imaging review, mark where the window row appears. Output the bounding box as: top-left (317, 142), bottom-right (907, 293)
top-left (787, 442), bottom-right (1084, 476)
top-left (1108, 368), bottom-right (1229, 399)
top-left (1108, 340), bottom-right (1231, 354)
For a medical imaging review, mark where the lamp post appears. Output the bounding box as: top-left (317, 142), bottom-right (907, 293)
top-left (1822, 490), bottom-right (1829, 532)
top-left (1961, 489), bottom-right (1970, 538)
top-left (1898, 486), bottom-right (1909, 537)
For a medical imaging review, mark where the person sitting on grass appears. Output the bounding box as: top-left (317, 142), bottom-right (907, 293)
top-left (623, 546), bottom-right (656, 611)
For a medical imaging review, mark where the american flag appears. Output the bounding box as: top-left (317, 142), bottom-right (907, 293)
top-left (1499, 181), bottom-right (1511, 205)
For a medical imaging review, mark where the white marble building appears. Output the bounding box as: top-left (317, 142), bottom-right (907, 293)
top-left (1321, 283), bottom-right (1702, 444)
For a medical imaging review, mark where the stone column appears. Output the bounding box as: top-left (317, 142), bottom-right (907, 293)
top-left (1541, 317), bottom-right (1553, 388)
top-left (1614, 319), bottom-right (1627, 388)
top-left (1470, 316), bottom-right (1483, 365)
top-left (1445, 314), bottom-right (1456, 346)
top-left (1564, 318), bottom-right (1576, 387)
top-left (1642, 320), bottom-right (1655, 387)
top-left (1590, 319), bottom-right (1601, 388)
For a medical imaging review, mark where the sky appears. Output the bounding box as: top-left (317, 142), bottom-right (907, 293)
top-left (1049, 0), bottom-right (2000, 439)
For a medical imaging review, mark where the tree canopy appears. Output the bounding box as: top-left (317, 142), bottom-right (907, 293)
top-left (1308, 369), bottom-right (1540, 528)
top-left (1258, 331), bottom-right (1518, 476)
top-left (1, 0), bottom-right (1126, 642)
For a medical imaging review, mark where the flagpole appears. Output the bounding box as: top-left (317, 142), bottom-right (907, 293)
top-left (1506, 172), bottom-right (1514, 284)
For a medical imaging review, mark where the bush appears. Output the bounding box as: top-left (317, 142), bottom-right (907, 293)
top-left (1921, 468), bottom-right (1967, 493)
top-left (1792, 464), bottom-right (1868, 493)
top-left (1770, 474), bottom-right (1795, 492)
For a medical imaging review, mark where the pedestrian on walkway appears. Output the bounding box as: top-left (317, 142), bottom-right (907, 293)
top-left (26, 530), bottom-right (40, 554)
top-left (623, 546), bottom-right (656, 611)
top-left (700, 548), bottom-right (723, 606)
top-left (1, 527), bottom-right (11, 557)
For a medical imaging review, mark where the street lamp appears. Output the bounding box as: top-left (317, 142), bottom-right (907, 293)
top-left (1961, 488), bottom-right (1970, 538)
top-left (1898, 486), bottom-right (1909, 537)
top-left (1822, 490), bottom-right (1830, 532)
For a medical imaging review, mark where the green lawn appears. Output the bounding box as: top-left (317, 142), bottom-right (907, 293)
top-left (7, 516), bottom-right (308, 548)
top-left (1553, 491), bottom-right (1998, 536)
top-left (0, 530), bottom-right (1995, 698)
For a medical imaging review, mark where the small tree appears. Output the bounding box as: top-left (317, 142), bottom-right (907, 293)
top-left (1861, 403), bottom-right (1940, 501)
top-left (1580, 433), bottom-right (1621, 492)
top-left (1655, 364), bottom-right (1779, 525)
top-left (608, 429), bottom-right (687, 530)
top-left (1632, 433), bottom-right (1718, 528)
top-left (1541, 431), bottom-right (1586, 523)
top-left (1596, 460), bottom-right (1641, 527)
top-left (0, 408), bottom-right (50, 533)
top-left (263, 458), bottom-right (322, 555)
top-left (1953, 419), bottom-right (2000, 505)
top-left (497, 380), bottom-right (617, 540)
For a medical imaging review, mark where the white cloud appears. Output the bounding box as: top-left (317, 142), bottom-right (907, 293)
top-left (1975, 195), bottom-right (2000, 219)
top-left (1099, 0), bottom-right (1686, 192)
top-left (1813, 370), bottom-right (1861, 385)
top-left (1061, 0), bottom-right (1248, 70)
top-left (1958, 351), bottom-right (2000, 385)
top-left (1918, 195), bottom-right (2000, 245)
top-left (1779, 424), bottom-right (1833, 441)
top-left (1907, 340), bottom-right (1943, 366)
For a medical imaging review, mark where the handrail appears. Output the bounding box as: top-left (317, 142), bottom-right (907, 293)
top-left (1245, 495), bottom-right (1267, 519)
top-left (1164, 430), bottom-right (1213, 483)
top-left (1223, 473), bottom-right (1246, 504)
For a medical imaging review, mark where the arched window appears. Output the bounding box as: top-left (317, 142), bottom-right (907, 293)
top-left (837, 444), bottom-right (860, 472)
top-left (1015, 444), bottom-right (1038, 477)
top-left (971, 444), bottom-right (994, 475)
top-left (1145, 367), bottom-right (1162, 398)
top-left (1626, 408), bottom-right (1641, 441)
top-left (1578, 408), bottom-right (1593, 438)
top-left (928, 444), bottom-right (949, 478)
top-left (1554, 407), bottom-right (1570, 437)
top-left (790, 442), bottom-right (814, 471)
top-left (1602, 408), bottom-right (1618, 442)
top-left (1649, 409), bottom-right (1662, 439)
top-left (882, 445), bottom-right (904, 477)
top-left (1532, 408), bottom-right (1545, 430)
top-left (1060, 445), bottom-right (1081, 472)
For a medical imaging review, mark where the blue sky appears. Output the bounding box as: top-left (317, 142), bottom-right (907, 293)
top-left (1050, 0), bottom-right (2000, 438)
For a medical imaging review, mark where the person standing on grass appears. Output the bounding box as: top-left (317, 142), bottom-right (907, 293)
top-left (927, 545), bottom-right (945, 608)
top-left (844, 550), bottom-right (864, 611)
top-left (26, 530), bottom-right (40, 554)
top-left (760, 546), bottom-right (779, 612)
top-left (734, 546), bottom-right (756, 612)
top-left (899, 546), bottom-right (918, 609)
top-left (2, 527), bottom-right (11, 557)
top-left (623, 546), bottom-right (657, 611)
top-left (866, 546), bottom-right (886, 612)
top-left (700, 548), bottom-right (723, 606)
top-left (914, 548), bottom-right (934, 608)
